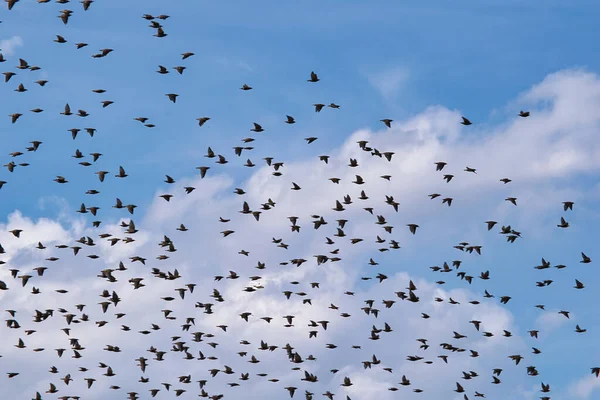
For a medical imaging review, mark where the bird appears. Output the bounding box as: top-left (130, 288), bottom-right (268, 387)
top-left (380, 119), bottom-right (393, 128)
top-left (0, 9), bottom-right (594, 400)
top-left (9, 113), bottom-right (22, 123)
top-left (581, 252), bottom-right (592, 263)
top-left (197, 117), bottom-right (211, 126)
top-left (251, 123), bottom-right (264, 132)
top-left (154, 27), bottom-right (167, 37)
top-left (313, 103), bottom-right (325, 112)
top-left (434, 162), bottom-right (447, 171)
top-left (116, 166), bottom-right (128, 178)
top-left (557, 217), bottom-right (569, 228)
top-left (485, 220), bottom-right (497, 230)
top-left (3, 71), bottom-right (16, 82)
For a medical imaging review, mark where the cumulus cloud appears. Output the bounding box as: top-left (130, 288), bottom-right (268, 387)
top-left (1, 69), bottom-right (599, 399)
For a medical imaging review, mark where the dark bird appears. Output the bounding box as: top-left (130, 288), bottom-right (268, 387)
top-left (308, 71), bottom-right (319, 82)
top-left (581, 252), bottom-right (592, 263)
top-left (407, 224), bottom-right (419, 235)
top-left (557, 217), bottom-right (569, 228)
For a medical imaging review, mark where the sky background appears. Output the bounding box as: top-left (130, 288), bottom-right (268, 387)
top-left (1, 1), bottom-right (600, 399)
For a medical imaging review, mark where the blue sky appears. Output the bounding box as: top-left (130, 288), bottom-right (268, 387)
top-left (2, 0), bottom-right (600, 220)
top-left (1, 1), bottom-right (600, 399)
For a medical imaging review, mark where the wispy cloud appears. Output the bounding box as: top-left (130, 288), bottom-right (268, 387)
top-left (569, 375), bottom-right (600, 399)
top-left (535, 309), bottom-right (570, 332)
top-left (0, 35), bottom-right (23, 56)
top-left (366, 66), bottom-right (410, 100)
top-left (214, 56), bottom-right (253, 72)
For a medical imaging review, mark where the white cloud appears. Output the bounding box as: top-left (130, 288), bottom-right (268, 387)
top-left (0, 36), bottom-right (23, 56)
top-left (0, 211), bottom-right (72, 261)
top-left (367, 66), bottom-right (411, 100)
top-left (535, 309), bottom-right (570, 333)
top-left (214, 56), bottom-right (253, 72)
top-left (1, 68), bottom-right (600, 399)
top-left (570, 375), bottom-right (600, 399)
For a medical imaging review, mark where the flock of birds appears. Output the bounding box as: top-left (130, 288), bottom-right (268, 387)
top-left (0, 1), bottom-right (597, 400)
